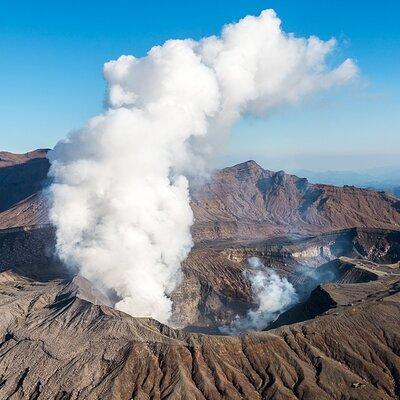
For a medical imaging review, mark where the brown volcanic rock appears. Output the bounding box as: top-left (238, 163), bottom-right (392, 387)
top-left (0, 149), bottom-right (49, 211)
top-left (268, 257), bottom-right (400, 330)
top-left (191, 160), bottom-right (400, 241)
top-left (0, 151), bottom-right (400, 398)
top-left (0, 152), bottom-right (399, 241)
top-left (0, 261), bottom-right (399, 399)
top-left (0, 194), bottom-right (48, 230)
top-left (0, 149), bottom-right (48, 168)
top-left (0, 151), bottom-right (400, 331)
top-left (0, 149), bottom-right (49, 229)
top-left (3, 224), bottom-right (399, 333)
top-left (171, 228), bottom-right (400, 330)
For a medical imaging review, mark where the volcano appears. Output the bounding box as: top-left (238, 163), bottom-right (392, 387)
top-left (0, 150), bottom-right (399, 399)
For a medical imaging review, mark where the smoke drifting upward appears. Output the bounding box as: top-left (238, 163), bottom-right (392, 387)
top-left (220, 258), bottom-right (298, 334)
top-left (49, 10), bottom-right (357, 323)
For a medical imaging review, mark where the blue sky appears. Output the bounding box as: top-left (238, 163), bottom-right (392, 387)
top-left (1, 0), bottom-right (399, 170)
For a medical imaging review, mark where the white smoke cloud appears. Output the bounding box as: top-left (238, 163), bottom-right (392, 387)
top-left (48, 9), bottom-right (357, 324)
top-left (220, 257), bottom-right (298, 334)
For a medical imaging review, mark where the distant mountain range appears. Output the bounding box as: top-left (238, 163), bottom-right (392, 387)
top-left (293, 166), bottom-right (400, 196)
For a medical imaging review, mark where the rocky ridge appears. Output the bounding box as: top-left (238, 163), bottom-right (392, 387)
top-left (191, 160), bottom-right (400, 241)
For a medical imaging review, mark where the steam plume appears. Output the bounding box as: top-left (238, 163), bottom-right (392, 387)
top-left (220, 257), bottom-right (298, 333)
top-left (49, 10), bottom-right (357, 323)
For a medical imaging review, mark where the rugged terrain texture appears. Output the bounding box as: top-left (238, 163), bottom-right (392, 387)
top-left (1, 151), bottom-right (399, 240)
top-left (0, 239), bottom-right (399, 399)
top-left (172, 227), bottom-right (400, 330)
top-left (0, 150), bottom-right (400, 399)
top-left (0, 150), bottom-right (49, 229)
top-left (191, 160), bottom-right (400, 241)
top-left (0, 149), bottom-right (48, 168)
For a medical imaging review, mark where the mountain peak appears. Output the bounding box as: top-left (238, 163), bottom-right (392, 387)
top-left (230, 159), bottom-right (263, 170)
top-left (0, 149), bottom-right (49, 168)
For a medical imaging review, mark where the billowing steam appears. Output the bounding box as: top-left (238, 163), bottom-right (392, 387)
top-left (220, 257), bottom-right (298, 334)
top-left (49, 10), bottom-right (357, 323)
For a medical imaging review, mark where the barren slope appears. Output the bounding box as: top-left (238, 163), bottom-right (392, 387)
top-left (0, 256), bottom-right (399, 400)
top-left (0, 150), bottom-right (49, 229)
top-left (0, 151), bottom-right (400, 399)
top-left (1, 152), bottom-right (399, 242)
top-left (191, 160), bottom-right (400, 241)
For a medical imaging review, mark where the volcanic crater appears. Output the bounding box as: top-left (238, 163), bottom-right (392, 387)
top-left (0, 150), bottom-right (399, 399)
